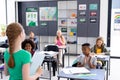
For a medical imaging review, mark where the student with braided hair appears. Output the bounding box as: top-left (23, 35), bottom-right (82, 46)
top-left (4, 22), bottom-right (42, 80)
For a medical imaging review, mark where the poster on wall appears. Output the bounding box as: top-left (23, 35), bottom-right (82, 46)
top-left (26, 8), bottom-right (38, 27)
top-left (79, 4), bottom-right (87, 10)
top-left (111, 9), bottom-right (120, 57)
top-left (89, 4), bottom-right (98, 10)
top-left (39, 7), bottom-right (57, 21)
top-left (113, 11), bottom-right (120, 31)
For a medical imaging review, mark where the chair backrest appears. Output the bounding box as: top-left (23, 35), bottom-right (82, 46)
top-left (44, 44), bottom-right (59, 52)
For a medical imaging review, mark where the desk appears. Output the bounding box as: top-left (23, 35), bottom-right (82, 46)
top-left (40, 51), bottom-right (59, 80)
top-left (0, 48), bottom-right (6, 53)
top-left (58, 68), bottom-right (105, 80)
top-left (95, 54), bottom-right (110, 80)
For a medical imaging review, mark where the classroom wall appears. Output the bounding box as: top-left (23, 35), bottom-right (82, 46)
top-left (5, 0), bottom-right (109, 53)
top-left (6, 0), bottom-right (108, 44)
top-left (0, 0), bottom-right (7, 35)
top-left (99, 0), bottom-right (108, 44)
top-left (0, 0), bottom-right (6, 25)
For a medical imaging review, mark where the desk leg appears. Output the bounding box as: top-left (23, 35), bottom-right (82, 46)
top-left (62, 54), bottom-right (64, 67)
top-left (68, 47), bottom-right (70, 66)
top-left (109, 58), bottom-right (110, 75)
top-left (58, 77), bottom-right (60, 80)
top-left (49, 59), bottom-right (52, 80)
top-left (62, 49), bottom-right (64, 67)
top-left (68, 51), bottom-right (70, 66)
top-left (0, 72), bottom-right (2, 79)
top-left (57, 54), bottom-right (59, 74)
top-left (106, 61), bottom-right (108, 80)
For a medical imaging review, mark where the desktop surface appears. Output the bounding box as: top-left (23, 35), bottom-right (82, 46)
top-left (58, 69), bottom-right (105, 80)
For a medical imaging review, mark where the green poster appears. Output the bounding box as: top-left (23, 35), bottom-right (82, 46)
top-left (89, 4), bottom-right (98, 10)
top-left (26, 8), bottom-right (38, 27)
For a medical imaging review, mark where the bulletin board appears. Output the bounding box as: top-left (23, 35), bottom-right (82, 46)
top-left (77, 0), bottom-right (100, 37)
top-left (17, 0), bottom-right (100, 37)
top-left (17, 1), bottom-right (57, 36)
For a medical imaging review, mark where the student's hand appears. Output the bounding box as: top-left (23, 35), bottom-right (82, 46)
top-left (90, 53), bottom-right (95, 56)
top-left (59, 38), bottom-right (63, 42)
top-left (83, 56), bottom-right (87, 64)
top-left (77, 62), bottom-right (81, 67)
top-left (36, 67), bottom-right (43, 76)
top-left (89, 56), bottom-right (91, 62)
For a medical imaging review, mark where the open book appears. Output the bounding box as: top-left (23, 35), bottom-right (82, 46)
top-left (30, 51), bottom-right (45, 75)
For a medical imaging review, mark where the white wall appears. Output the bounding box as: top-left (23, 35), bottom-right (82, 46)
top-left (99, 0), bottom-right (108, 44)
top-left (0, 0), bottom-right (6, 25)
top-left (0, 0), bottom-right (6, 35)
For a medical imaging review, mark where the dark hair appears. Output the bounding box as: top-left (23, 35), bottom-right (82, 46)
top-left (6, 22), bottom-right (23, 68)
top-left (22, 39), bottom-right (35, 50)
top-left (82, 43), bottom-right (90, 47)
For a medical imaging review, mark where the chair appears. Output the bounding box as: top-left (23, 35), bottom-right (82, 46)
top-left (72, 57), bottom-right (79, 67)
top-left (43, 44), bottom-right (59, 76)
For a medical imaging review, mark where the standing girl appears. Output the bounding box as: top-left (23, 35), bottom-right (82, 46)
top-left (4, 22), bottom-right (42, 80)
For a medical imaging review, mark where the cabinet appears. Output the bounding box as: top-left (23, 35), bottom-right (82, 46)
top-left (58, 1), bottom-right (77, 54)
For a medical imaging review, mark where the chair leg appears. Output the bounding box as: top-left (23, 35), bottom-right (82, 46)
top-left (53, 67), bottom-right (55, 76)
top-left (52, 61), bottom-right (57, 76)
top-left (0, 71), bottom-right (3, 79)
top-left (47, 62), bottom-right (49, 70)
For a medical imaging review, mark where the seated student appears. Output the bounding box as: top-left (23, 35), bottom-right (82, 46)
top-left (91, 37), bottom-right (108, 68)
top-left (54, 30), bottom-right (66, 66)
top-left (71, 43), bottom-right (97, 80)
top-left (75, 43), bottom-right (97, 69)
top-left (22, 39), bottom-right (35, 56)
top-left (22, 39), bottom-right (40, 80)
top-left (29, 31), bottom-right (39, 50)
top-left (0, 32), bottom-right (8, 48)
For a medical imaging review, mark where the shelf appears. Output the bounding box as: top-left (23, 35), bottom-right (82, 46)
top-left (58, 0), bottom-right (77, 54)
top-left (58, 1), bottom-right (77, 10)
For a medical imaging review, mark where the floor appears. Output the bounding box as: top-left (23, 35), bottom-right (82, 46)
top-left (1, 56), bottom-right (120, 80)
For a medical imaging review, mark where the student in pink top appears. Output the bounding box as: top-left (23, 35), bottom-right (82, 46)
top-left (54, 30), bottom-right (66, 66)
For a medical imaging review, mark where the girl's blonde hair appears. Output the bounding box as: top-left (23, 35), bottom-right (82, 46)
top-left (96, 37), bottom-right (104, 45)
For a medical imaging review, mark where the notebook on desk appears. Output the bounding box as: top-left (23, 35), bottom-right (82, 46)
top-left (30, 51), bottom-right (45, 75)
top-left (62, 67), bottom-right (90, 74)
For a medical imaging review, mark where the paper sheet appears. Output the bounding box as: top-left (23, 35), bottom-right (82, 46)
top-left (62, 67), bottom-right (90, 74)
top-left (30, 51), bottom-right (45, 75)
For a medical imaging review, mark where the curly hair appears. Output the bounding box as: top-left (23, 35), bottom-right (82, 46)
top-left (22, 39), bottom-right (35, 50)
